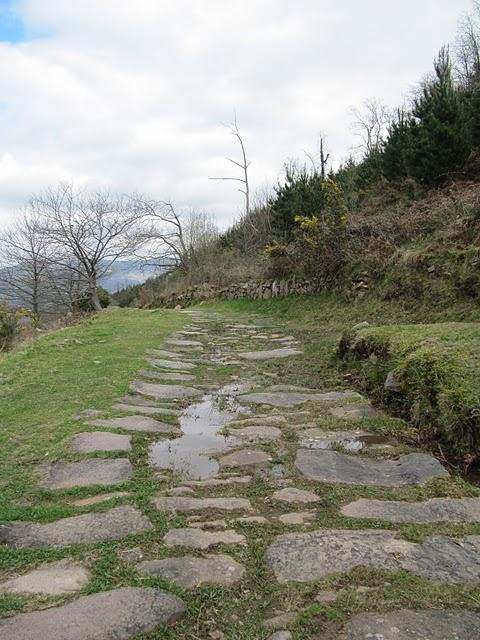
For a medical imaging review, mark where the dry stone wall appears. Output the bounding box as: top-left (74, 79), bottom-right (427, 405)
top-left (155, 278), bottom-right (319, 308)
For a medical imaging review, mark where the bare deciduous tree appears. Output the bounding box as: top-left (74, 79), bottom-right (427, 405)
top-left (210, 116), bottom-right (251, 215)
top-left (350, 98), bottom-right (391, 157)
top-left (0, 210), bottom-right (53, 321)
top-left (34, 183), bottom-right (147, 311)
top-left (305, 134), bottom-right (331, 180)
top-left (455, 1), bottom-right (480, 87)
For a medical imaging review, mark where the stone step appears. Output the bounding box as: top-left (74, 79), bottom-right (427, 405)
top-left (0, 506), bottom-right (152, 548)
top-left (295, 449), bottom-right (448, 486)
top-left (0, 587), bottom-right (185, 640)
top-left (112, 403), bottom-right (181, 417)
top-left (218, 449), bottom-right (272, 469)
top-left (228, 425), bottom-right (282, 442)
top-left (39, 459), bottom-right (133, 490)
top-left (238, 348), bottom-right (303, 360)
top-left (148, 358), bottom-right (197, 370)
top-left (164, 528), bottom-right (246, 549)
top-left (90, 415), bottom-right (180, 434)
top-left (182, 476), bottom-right (251, 488)
top-left (137, 554), bottom-right (245, 588)
top-left (69, 432), bottom-right (131, 453)
top-left (239, 390), bottom-right (362, 408)
top-left (130, 381), bottom-right (203, 400)
top-left (341, 496), bottom-right (480, 523)
top-left (0, 559), bottom-right (90, 595)
top-left (343, 609), bottom-right (480, 640)
top-left (152, 496), bottom-right (252, 512)
top-left (138, 369), bottom-right (196, 382)
top-left (266, 529), bottom-right (480, 584)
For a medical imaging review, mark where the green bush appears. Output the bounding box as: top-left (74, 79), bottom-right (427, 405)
top-left (75, 286), bottom-right (111, 312)
top-left (0, 302), bottom-right (26, 351)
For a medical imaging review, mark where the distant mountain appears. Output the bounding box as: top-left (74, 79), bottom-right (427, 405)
top-left (99, 261), bottom-right (159, 292)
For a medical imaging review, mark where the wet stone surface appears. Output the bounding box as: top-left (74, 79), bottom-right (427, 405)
top-left (0, 587), bottom-right (185, 640)
top-left (343, 609), bottom-right (480, 640)
top-left (39, 459), bottom-right (133, 490)
top-left (238, 348), bottom-right (303, 360)
top-left (295, 449), bottom-right (448, 486)
top-left (0, 506), bottom-right (152, 548)
top-left (137, 554), bottom-right (245, 588)
top-left (218, 448), bottom-right (272, 469)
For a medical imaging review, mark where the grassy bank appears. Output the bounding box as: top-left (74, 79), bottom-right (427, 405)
top-left (340, 322), bottom-right (480, 463)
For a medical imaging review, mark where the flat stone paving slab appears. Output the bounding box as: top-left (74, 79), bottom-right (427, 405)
top-left (71, 491), bottom-right (130, 507)
top-left (239, 390), bottom-right (362, 408)
top-left (266, 529), bottom-right (480, 584)
top-left (164, 528), bottom-right (246, 549)
top-left (137, 554), bottom-right (245, 588)
top-left (40, 459), bottom-right (133, 490)
top-left (69, 431), bottom-right (131, 452)
top-left (238, 348), bottom-right (303, 360)
top-left (343, 609), bottom-right (480, 640)
top-left (218, 449), bottom-right (272, 468)
top-left (139, 369), bottom-right (196, 382)
top-left (153, 496), bottom-right (252, 512)
top-left (295, 450), bottom-right (448, 486)
top-left (0, 587), bottom-right (185, 640)
top-left (341, 497), bottom-right (480, 523)
top-left (182, 476), bottom-right (252, 488)
top-left (0, 506), bottom-right (152, 548)
top-left (272, 487), bottom-right (320, 504)
top-left (112, 403), bottom-right (181, 417)
top-left (329, 403), bottom-right (380, 420)
top-left (0, 559), bottom-right (90, 595)
top-left (148, 358), bottom-right (196, 370)
top-left (130, 381), bottom-right (203, 400)
top-left (165, 338), bottom-right (203, 348)
top-left (90, 415), bottom-right (180, 434)
top-left (229, 426), bottom-right (282, 442)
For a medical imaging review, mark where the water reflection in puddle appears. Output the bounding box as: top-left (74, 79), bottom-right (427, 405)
top-left (148, 383), bottom-right (249, 479)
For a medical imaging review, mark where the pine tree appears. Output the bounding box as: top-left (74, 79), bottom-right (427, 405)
top-left (409, 47), bottom-right (472, 184)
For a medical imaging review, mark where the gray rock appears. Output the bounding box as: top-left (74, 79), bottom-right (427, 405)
top-left (0, 587), bottom-right (185, 639)
top-left (344, 609), bottom-right (480, 640)
top-left (351, 321), bottom-right (370, 332)
top-left (77, 408), bottom-right (103, 418)
top-left (272, 487), bottom-right (320, 504)
top-left (329, 403), bottom-right (380, 420)
top-left (69, 431), bottom-right (131, 453)
top-left (264, 612), bottom-right (297, 629)
top-left (218, 449), bottom-right (271, 468)
top-left (116, 394), bottom-right (179, 409)
top-left (295, 450), bottom-right (448, 486)
top-left (238, 348), bottom-right (303, 360)
top-left (164, 528), bottom-right (246, 549)
top-left (165, 487), bottom-right (195, 496)
top-left (229, 426), bottom-right (282, 442)
top-left (112, 403), bottom-right (181, 417)
top-left (153, 496), bottom-right (251, 512)
top-left (266, 529), bottom-right (480, 584)
top-left (182, 476), bottom-right (252, 488)
top-left (146, 349), bottom-right (187, 359)
top-left (139, 369), bottom-right (195, 382)
top-left (130, 381), bottom-right (203, 400)
top-left (71, 491), bottom-right (130, 506)
top-left (0, 506), bottom-right (152, 548)
top-left (137, 554), bottom-right (245, 588)
top-left (0, 559), bottom-right (90, 595)
top-left (239, 390), bottom-right (362, 408)
top-left (90, 415), bottom-right (180, 434)
top-left (148, 358), bottom-right (196, 370)
top-left (165, 338), bottom-right (203, 348)
top-left (39, 459), bottom-right (133, 490)
top-left (341, 497), bottom-right (480, 523)
top-left (384, 370), bottom-right (402, 392)
top-left (268, 632), bottom-right (292, 640)
top-left (278, 511), bottom-right (315, 525)
top-left (315, 590), bottom-right (338, 604)
top-left (118, 547), bottom-right (145, 563)
top-left (230, 415), bottom-right (287, 427)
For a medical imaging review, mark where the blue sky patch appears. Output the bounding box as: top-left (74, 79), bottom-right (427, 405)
top-left (0, 0), bottom-right (24, 43)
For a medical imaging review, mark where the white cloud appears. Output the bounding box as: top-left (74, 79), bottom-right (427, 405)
top-left (0, 0), bottom-right (472, 228)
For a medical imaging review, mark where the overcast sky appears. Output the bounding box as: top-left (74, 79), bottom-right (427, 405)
top-left (0, 0), bottom-right (472, 228)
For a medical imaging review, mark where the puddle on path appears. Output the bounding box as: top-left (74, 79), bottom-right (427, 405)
top-left (148, 383), bottom-right (250, 479)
